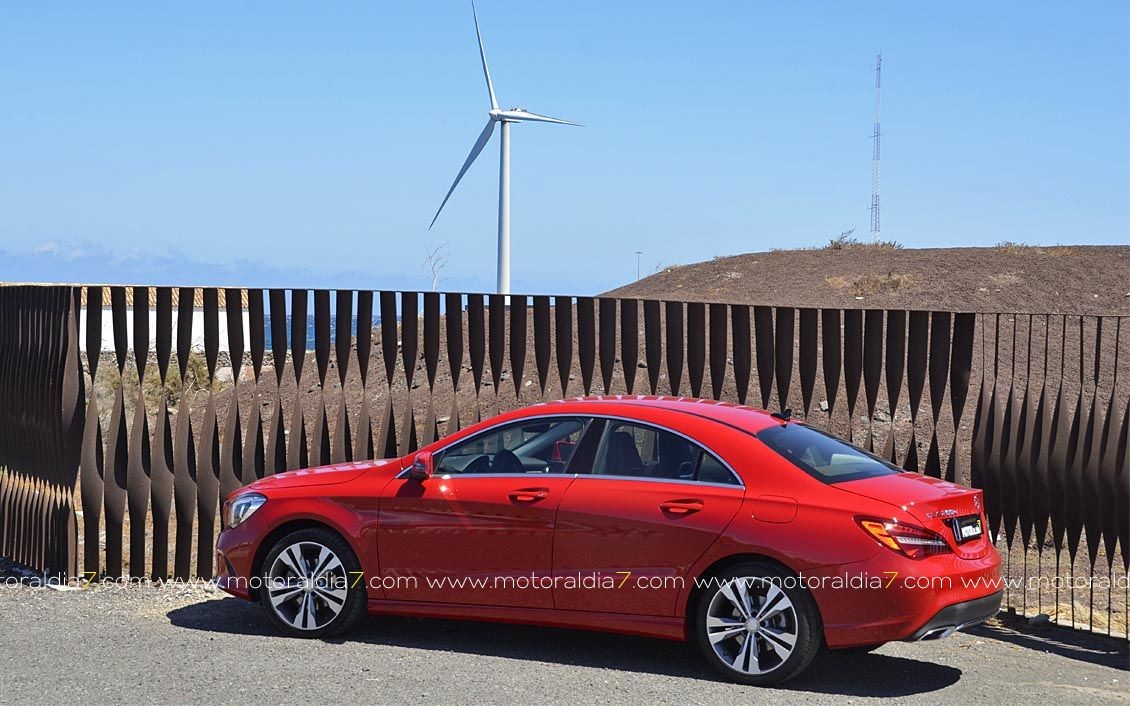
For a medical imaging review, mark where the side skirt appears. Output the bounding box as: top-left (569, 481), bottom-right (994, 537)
top-left (365, 599), bottom-right (687, 641)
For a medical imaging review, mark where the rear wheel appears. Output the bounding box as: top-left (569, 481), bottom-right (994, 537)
top-left (693, 562), bottom-right (822, 686)
top-left (259, 527), bottom-right (367, 638)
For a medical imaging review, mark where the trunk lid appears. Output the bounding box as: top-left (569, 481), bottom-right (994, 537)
top-left (836, 472), bottom-right (991, 559)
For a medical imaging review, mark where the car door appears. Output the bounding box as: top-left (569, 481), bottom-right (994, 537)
top-left (378, 416), bottom-right (590, 609)
top-left (552, 418), bottom-right (745, 616)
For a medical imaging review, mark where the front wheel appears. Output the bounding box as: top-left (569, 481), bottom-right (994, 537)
top-left (693, 562), bottom-right (822, 686)
top-left (259, 527), bottom-right (367, 638)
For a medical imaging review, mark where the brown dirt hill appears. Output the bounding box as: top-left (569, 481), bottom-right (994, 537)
top-left (603, 244), bottom-right (1130, 315)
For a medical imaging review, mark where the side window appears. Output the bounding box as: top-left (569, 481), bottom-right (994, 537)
top-left (696, 452), bottom-right (735, 485)
top-left (435, 417), bottom-right (588, 475)
top-left (593, 421), bottom-right (738, 485)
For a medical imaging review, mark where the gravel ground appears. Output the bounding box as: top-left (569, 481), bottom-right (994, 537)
top-left (0, 583), bottom-right (1126, 705)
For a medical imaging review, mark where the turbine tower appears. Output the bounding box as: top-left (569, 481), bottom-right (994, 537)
top-left (429, 0), bottom-right (580, 295)
top-left (870, 52), bottom-right (882, 243)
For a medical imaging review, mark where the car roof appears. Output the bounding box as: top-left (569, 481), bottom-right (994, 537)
top-left (517, 395), bottom-right (785, 434)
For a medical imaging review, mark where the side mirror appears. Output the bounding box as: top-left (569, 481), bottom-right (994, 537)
top-left (409, 451), bottom-right (434, 482)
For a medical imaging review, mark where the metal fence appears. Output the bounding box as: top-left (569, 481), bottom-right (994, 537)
top-left (0, 284), bottom-right (1126, 637)
top-left (0, 287), bottom-right (83, 575)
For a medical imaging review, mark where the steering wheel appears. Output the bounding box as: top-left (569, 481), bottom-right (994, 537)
top-left (462, 455), bottom-right (491, 474)
top-left (490, 449), bottom-right (523, 474)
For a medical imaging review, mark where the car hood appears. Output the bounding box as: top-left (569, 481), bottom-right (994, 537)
top-left (245, 458), bottom-right (400, 493)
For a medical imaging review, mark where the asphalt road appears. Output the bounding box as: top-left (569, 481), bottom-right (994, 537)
top-left (0, 583), bottom-right (1126, 704)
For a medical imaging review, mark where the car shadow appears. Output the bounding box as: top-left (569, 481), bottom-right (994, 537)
top-left (167, 598), bottom-right (960, 696)
top-left (967, 617), bottom-right (1129, 670)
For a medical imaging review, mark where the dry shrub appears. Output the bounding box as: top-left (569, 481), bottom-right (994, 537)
top-left (823, 232), bottom-right (903, 251)
top-left (995, 240), bottom-right (1042, 254)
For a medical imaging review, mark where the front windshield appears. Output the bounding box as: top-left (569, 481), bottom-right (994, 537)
top-left (755, 423), bottom-right (901, 484)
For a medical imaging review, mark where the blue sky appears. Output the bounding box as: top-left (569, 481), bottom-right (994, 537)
top-left (0, 1), bottom-right (1126, 294)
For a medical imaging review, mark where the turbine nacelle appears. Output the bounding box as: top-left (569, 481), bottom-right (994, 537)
top-left (487, 108), bottom-right (524, 120)
top-left (490, 107), bottom-right (582, 126)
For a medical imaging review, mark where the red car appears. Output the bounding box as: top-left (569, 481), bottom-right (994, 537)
top-left (216, 396), bottom-right (1002, 685)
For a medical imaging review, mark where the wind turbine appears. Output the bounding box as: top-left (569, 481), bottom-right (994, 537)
top-left (429, 0), bottom-right (580, 295)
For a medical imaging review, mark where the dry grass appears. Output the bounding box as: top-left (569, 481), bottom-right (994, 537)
top-left (93, 351), bottom-right (223, 428)
top-left (994, 241), bottom-right (1079, 258)
top-left (825, 272), bottom-right (916, 297)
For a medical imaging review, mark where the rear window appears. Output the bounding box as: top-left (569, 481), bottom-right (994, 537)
top-left (755, 423), bottom-right (900, 483)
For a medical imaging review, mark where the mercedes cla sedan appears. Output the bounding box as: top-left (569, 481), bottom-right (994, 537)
top-left (215, 396), bottom-right (1002, 686)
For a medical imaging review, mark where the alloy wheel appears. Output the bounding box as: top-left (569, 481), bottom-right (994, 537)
top-left (705, 576), bottom-right (799, 675)
top-left (265, 541), bottom-right (350, 631)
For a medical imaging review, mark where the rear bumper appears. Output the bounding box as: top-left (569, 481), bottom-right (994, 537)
top-left (807, 545), bottom-right (1002, 648)
top-left (905, 590), bottom-right (1002, 641)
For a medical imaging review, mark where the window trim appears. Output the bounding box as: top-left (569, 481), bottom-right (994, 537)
top-left (396, 412), bottom-right (744, 488)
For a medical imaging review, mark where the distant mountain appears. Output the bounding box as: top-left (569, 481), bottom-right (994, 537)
top-left (0, 241), bottom-right (486, 293)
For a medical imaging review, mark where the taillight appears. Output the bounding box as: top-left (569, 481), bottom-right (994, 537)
top-left (856, 517), bottom-right (952, 560)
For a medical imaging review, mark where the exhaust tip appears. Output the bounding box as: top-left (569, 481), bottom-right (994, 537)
top-left (916, 626), bottom-right (956, 641)
top-left (915, 617), bottom-right (988, 641)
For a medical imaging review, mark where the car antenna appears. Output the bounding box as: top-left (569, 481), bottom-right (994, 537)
top-left (770, 408), bottom-right (793, 421)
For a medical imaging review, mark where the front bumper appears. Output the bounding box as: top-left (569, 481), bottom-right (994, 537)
top-left (905, 590), bottom-right (1002, 641)
top-left (214, 513), bottom-right (264, 602)
top-left (214, 550), bottom-right (252, 601)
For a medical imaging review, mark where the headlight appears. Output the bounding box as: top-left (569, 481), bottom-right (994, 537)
top-left (225, 493), bottom-right (267, 529)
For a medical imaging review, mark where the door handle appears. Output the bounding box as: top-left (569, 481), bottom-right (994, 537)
top-left (508, 488), bottom-right (550, 503)
top-left (660, 499), bottom-right (704, 516)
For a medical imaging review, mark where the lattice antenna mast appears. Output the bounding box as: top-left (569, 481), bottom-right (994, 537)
top-left (870, 52), bottom-right (882, 243)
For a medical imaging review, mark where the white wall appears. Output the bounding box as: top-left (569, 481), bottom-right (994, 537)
top-left (78, 307), bottom-right (250, 354)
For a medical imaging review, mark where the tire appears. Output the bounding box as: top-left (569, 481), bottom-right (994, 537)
top-left (259, 527), bottom-right (367, 638)
top-left (693, 561), bottom-right (822, 686)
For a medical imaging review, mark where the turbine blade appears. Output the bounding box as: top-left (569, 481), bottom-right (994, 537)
top-left (497, 109), bottom-right (582, 127)
top-left (471, 0), bottom-right (499, 110)
top-left (429, 119), bottom-right (496, 229)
